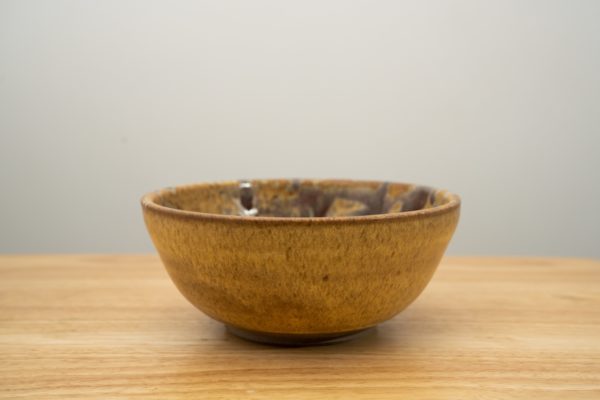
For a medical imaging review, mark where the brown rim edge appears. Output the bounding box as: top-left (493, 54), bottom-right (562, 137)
top-left (140, 179), bottom-right (461, 224)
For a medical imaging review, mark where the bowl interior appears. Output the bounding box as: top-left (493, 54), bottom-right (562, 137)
top-left (149, 179), bottom-right (455, 218)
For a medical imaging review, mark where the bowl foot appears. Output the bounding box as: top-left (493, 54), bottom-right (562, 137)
top-left (226, 325), bottom-right (375, 347)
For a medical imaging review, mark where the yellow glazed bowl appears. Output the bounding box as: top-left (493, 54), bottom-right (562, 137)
top-left (141, 179), bottom-right (460, 345)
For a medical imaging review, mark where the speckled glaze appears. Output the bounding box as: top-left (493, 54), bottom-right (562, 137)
top-left (141, 179), bottom-right (460, 345)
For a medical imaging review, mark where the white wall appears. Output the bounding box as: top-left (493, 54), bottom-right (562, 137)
top-left (1, 0), bottom-right (599, 257)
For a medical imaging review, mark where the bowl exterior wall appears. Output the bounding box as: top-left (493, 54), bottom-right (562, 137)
top-left (142, 206), bottom-right (459, 334)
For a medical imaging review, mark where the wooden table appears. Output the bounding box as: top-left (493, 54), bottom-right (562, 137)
top-left (1, 255), bottom-right (599, 399)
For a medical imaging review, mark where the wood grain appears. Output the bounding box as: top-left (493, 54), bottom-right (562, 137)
top-left (0, 255), bottom-right (599, 399)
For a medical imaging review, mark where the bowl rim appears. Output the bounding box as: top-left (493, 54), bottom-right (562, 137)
top-left (141, 179), bottom-right (461, 224)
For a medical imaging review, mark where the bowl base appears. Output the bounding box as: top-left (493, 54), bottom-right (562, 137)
top-left (226, 325), bottom-right (375, 346)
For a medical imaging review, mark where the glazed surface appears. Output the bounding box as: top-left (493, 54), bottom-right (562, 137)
top-left (142, 179), bottom-right (460, 336)
top-left (154, 179), bottom-right (455, 218)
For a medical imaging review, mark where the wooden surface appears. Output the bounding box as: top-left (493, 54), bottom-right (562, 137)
top-left (1, 255), bottom-right (599, 399)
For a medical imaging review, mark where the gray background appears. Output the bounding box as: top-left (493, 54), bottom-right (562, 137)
top-left (1, 0), bottom-right (599, 257)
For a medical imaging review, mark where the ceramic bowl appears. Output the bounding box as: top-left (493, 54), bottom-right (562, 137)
top-left (141, 179), bottom-right (460, 345)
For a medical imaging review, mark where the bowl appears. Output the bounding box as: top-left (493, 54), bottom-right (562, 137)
top-left (141, 179), bottom-right (460, 345)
